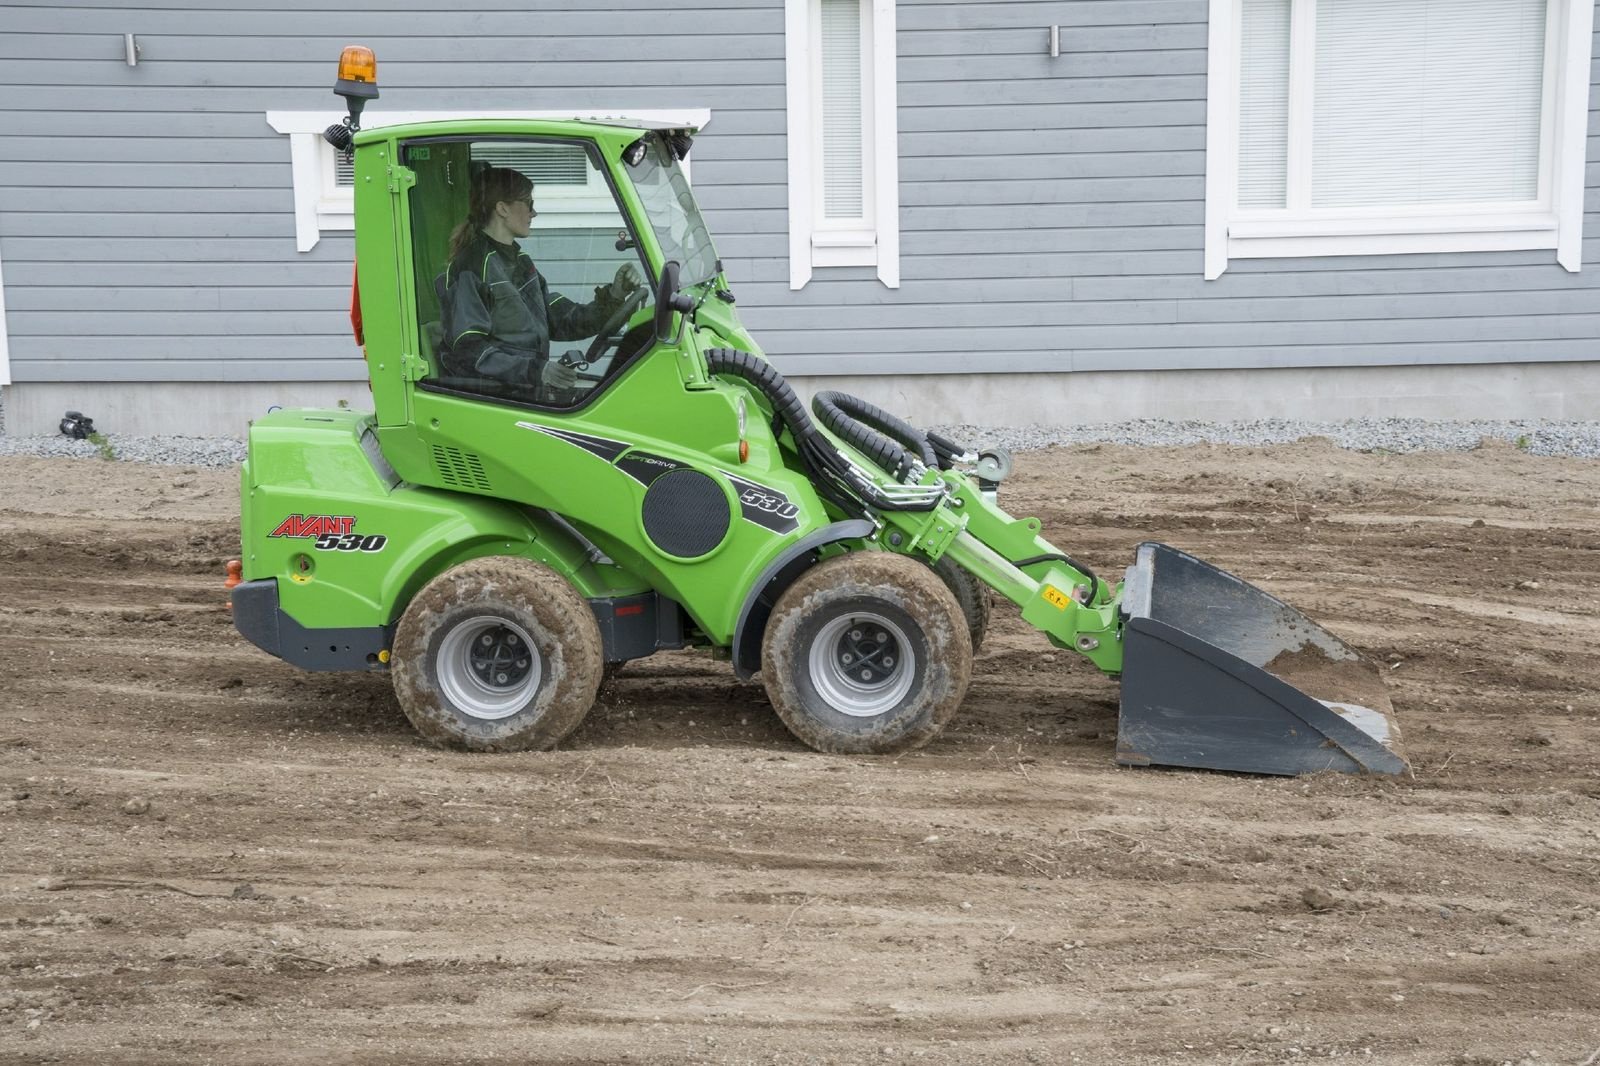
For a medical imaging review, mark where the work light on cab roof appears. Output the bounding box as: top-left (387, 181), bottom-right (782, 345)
top-left (324, 45), bottom-right (378, 153)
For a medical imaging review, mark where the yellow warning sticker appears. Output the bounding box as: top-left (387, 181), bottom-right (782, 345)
top-left (1041, 585), bottom-right (1070, 611)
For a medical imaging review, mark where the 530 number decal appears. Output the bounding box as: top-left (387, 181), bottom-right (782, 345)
top-left (313, 533), bottom-right (388, 553)
top-left (738, 488), bottom-right (800, 520)
top-left (724, 474), bottom-right (802, 535)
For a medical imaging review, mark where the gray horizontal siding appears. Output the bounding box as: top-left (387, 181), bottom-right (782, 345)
top-left (743, 0), bottom-right (1600, 379)
top-left (0, 0), bottom-right (1595, 385)
top-left (0, 1), bottom-right (789, 381)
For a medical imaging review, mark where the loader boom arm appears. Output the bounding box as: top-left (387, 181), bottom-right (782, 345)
top-left (878, 472), bottom-right (1125, 675)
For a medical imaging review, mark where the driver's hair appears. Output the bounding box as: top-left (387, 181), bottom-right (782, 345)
top-left (448, 166), bottom-right (535, 259)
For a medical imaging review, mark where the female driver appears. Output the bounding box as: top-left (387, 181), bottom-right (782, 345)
top-left (441, 165), bottom-right (641, 399)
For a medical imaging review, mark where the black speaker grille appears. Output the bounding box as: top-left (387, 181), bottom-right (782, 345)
top-left (642, 469), bottom-right (730, 558)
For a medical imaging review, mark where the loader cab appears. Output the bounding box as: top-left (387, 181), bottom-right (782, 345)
top-left (402, 134), bottom-right (657, 412)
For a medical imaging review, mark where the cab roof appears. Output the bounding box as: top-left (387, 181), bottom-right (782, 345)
top-left (351, 113), bottom-right (704, 147)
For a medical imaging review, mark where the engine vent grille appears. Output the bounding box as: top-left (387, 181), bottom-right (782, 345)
top-left (431, 445), bottom-right (492, 492)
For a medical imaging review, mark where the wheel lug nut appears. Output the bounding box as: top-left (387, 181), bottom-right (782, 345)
top-left (882, 656), bottom-right (894, 667)
top-left (849, 629), bottom-right (862, 641)
top-left (496, 672), bottom-right (508, 684)
top-left (507, 634), bottom-right (519, 645)
top-left (481, 635), bottom-right (493, 646)
top-left (859, 669), bottom-right (872, 681)
top-left (841, 653), bottom-right (854, 665)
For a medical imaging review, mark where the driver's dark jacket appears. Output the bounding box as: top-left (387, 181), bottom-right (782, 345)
top-left (440, 232), bottom-right (615, 384)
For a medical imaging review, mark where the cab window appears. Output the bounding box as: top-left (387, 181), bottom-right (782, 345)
top-left (406, 138), bottom-right (653, 410)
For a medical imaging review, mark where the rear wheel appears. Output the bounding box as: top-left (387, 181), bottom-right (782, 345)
top-left (760, 552), bottom-right (972, 755)
top-left (392, 557), bottom-right (603, 751)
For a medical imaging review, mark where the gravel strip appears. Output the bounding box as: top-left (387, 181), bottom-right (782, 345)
top-left (0, 418), bottom-right (1596, 467)
top-left (0, 434), bottom-right (249, 466)
top-left (930, 419), bottom-right (1600, 459)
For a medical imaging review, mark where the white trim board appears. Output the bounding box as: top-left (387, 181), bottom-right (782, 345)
top-left (1204, 0), bottom-right (1594, 279)
top-left (267, 109), bottom-right (712, 252)
top-left (0, 244), bottom-right (10, 387)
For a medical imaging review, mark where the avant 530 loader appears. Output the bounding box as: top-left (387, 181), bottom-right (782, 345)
top-left (231, 49), bottom-right (1406, 776)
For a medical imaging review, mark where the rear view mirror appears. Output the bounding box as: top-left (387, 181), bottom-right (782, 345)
top-left (653, 261), bottom-right (696, 343)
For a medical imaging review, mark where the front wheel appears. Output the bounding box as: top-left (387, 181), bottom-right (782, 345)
top-left (760, 552), bottom-right (973, 755)
top-left (391, 557), bottom-right (603, 751)
top-left (932, 554), bottom-right (991, 653)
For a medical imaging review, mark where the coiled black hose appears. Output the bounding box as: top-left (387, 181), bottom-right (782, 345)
top-left (811, 391), bottom-right (938, 476)
top-left (924, 431), bottom-right (970, 471)
top-left (703, 351), bottom-right (1100, 599)
top-left (702, 349), bottom-right (938, 513)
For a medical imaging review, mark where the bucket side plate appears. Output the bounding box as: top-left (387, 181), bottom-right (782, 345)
top-left (1117, 542), bottom-right (1407, 776)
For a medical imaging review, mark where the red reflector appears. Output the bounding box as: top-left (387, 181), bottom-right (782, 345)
top-left (616, 604), bottom-right (646, 617)
top-left (350, 261), bottom-right (365, 345)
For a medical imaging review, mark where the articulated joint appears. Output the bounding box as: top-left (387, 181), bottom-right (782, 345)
top-left (902, 499), bottom-right (960, 563)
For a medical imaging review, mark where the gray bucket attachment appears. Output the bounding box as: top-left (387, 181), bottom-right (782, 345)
top-left (1116, 542), bottom-right (1407, 776)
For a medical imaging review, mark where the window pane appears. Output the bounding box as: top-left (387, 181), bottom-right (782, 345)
top-left (470, 143), bottom-right (590, 186)
top-left (1313, 0), bottom-right (1547, 208)
top-left (625, 135), bottom-right (721, 288)
top-left (1238, 0), bottom-right (1291, 209)
top-left (409, 140), bottom-right (652, 411)
top-left (820, 0), bottom-right (865, 220)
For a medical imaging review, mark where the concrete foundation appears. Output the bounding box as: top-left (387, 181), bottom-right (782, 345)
top-left (4, 361), bottom-right (1598, 439)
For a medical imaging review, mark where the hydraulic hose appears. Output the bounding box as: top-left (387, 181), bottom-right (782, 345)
top-left (702, 349), bottom-right (938, 513)
top-left (1012, 552), bottom-right (1102, 607)
top-left (925, 430), bottom-right (971, 471)
top-left (811, 391), bottom-right (938, 476)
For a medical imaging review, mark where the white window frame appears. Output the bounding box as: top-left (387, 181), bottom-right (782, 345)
top-left (267, 109), bottom-right (711, 252)
top-left (1204, 0), bottom-right (1595, 279)
top-left (785, 0), bottom-right (900, 289)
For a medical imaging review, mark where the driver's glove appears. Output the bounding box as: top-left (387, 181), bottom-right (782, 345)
top-left (539, 358), bottom-right (578, 390)
top-left (606, 263), bottom-right (642, 302)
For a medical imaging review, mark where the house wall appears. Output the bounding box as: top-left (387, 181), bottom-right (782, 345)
top-left (0, 0), bottom-right (1595, 436)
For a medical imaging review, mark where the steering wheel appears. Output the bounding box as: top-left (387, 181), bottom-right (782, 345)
top-left (583, 285), bottom-right (650, 364)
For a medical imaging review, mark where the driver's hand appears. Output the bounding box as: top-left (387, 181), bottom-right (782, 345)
top-left (540, 358), bottom-right (578, 390)
top-left (607, 263), bottom-right (642, 301)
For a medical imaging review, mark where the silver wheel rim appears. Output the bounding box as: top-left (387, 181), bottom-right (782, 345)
top-left (808, 612), bottom-right (914, 718)
top-left (436, 615), bottom-right (542, 721)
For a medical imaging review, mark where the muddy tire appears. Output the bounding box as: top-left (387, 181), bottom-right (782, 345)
top-left (760, 552), bottom-right (973, 755)
top-left (391, 557), bottom-right (603, 752)
top-left (932, 554), bottom-right (991, 653)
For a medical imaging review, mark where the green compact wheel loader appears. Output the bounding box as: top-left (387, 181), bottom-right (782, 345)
top-left (230, 50), bottom-right (1407, 776)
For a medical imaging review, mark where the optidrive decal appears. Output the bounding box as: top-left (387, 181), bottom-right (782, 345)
top-left (615, 451), bottom-right (686, 486)
top-left (516, 423), bottom-right (631, 463)
top-left (722, 473), bottom-right (801, 535)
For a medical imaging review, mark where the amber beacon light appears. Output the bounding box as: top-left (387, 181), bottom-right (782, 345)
top-left (327, 46), bottom-right (379, 148)
top-left (336, 46), bottom-right (378, 96)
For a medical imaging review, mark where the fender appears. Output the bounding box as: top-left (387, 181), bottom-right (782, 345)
top-left (730, 519), bottom-right (876, 680)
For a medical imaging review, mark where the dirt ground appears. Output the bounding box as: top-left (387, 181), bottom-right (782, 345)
top-left (2, 440), bottom-right (1597, 1066)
